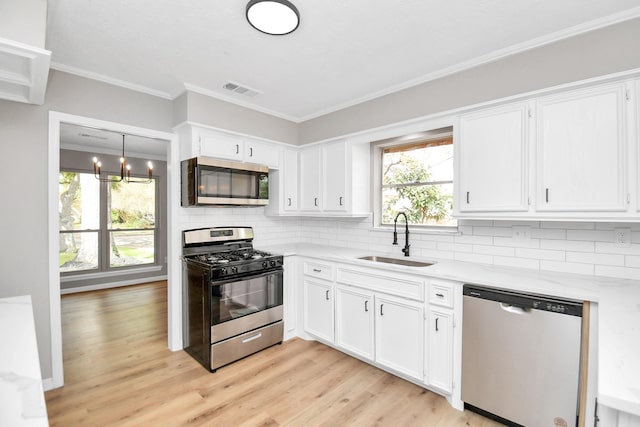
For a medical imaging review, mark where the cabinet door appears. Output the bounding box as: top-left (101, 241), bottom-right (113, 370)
top-left (335, 286), bottom-right (374, 361)
top-left (300, 146), bottom-right (322, 211)
top-left (283, 148), bottom-right (299, 211)
top-left (199, 131), bottom-right (244, 161)
top-left (427, 308), bottom-right (453, 393)
top-left (375, 295), bottom-right (423, 381)
top-left (458, 103), bottom-right (528, 212)
top-left (245, 139), bottom-right (279, 168)
top-left (323, 142), bottom-right (348, 212)
top-left (303, 279), bottom-right (334, 342)
top-left (536, 84), bottom-right (627, 211)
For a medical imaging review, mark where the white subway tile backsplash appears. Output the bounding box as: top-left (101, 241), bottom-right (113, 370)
top-left (180, 212), bottom-right (640, 280)
top-left (565, 251), bottom-right (625, 266)
top-left (566, 230), bottom-right (613, 242)
top-left (540, 239), bottom-right (595, 253)
top-left (515, 248), bottom-right (565, 261)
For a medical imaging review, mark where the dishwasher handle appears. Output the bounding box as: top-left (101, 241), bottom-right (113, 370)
top-left (500, 303), bottom-right (529, 315)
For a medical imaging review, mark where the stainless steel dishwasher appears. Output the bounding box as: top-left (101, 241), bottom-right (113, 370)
top-left (462, 284), bottom-right (583, 427)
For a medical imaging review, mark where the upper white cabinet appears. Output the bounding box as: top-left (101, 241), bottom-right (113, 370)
top-left (300, 145), bottom-right (323, 211)
top-left (456, 102), bottom-right (529, 213)
top-left (292, 140), bottom-right (370, 216)
top-left (177, 124), bottom-right (281, 169)
top-left (265, 147), bottom-right (299, 216)
top-left (536, 83), bottom-right (627, 212)
top-left (453, 80), bottom-right (636, 220)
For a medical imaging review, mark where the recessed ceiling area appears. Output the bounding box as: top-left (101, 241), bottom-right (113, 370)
top-left (60, 123), bottom-right (168, 160)
top-left (46, 1), bottom-right (640, 121)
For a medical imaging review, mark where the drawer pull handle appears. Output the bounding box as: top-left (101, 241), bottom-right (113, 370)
top-left (249, 147), bottom-right (253, 157)
top-left (435, 293), bottom-right (444, 298)
top-left (242, 333), bottom-right (262, 344)
top-left (288, 198), bottom-right (292, 206)
top-left (435, 318), bottom-right (439, 332)
top-left (364, 300), bottom-right (368, 312)
top-left (235, 144), bottom-right (240, 154)
top-left (339, 196), bottom-right (344, 206)
top-left (380, 304), bottom-right (384, 316)
top-left (314, 197), bottom-right (318, 207)
top-left (466, 191), bottom-right (470, 204)
top-left (313, 268), bottom-right (322, 273)
top-left (325, 290), bottom-right (330, 300)
top-left (545, 188), bottom-right (549, 203)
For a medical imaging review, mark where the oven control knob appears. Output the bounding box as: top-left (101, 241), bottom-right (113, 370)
top-left (262, 261), bottom-right (269, 269)
top-left (220, 268), bottom-right (227, 276)
top-left (231, 266), bottom-right (238, 274)
top-left (270, 260), bottom-right (277, 267)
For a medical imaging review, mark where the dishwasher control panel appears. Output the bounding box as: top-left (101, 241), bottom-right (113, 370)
top-left (464, 285), bottom-right (583, 317)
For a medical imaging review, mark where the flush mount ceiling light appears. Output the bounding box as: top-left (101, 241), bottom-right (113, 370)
top-left (246, 0), bottom-right (300, 35)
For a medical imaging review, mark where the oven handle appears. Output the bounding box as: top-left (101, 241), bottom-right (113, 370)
top-left (242, 333), bottom-right (263, 344)
top-left (209, 268), bottom-right (283, 286)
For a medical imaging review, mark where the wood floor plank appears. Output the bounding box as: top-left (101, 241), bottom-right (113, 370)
top-left (45, 281), bottom-right (503, 426)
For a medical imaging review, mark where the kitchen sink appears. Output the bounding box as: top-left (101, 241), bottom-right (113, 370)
top-left (357, 256), bottom-right (434, 268)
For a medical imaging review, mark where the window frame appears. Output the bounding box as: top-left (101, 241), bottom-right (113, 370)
top-left (59, 169), bottom-right (160, 276)
top-left (372, 129), bottom-right (457, 231)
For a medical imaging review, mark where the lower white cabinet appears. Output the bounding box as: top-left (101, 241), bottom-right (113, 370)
top-left (375, 294), bottom-right (424, 381)
top-left (335, 285), bottom-right (424, 381)
top-left (282, 256), bottom-right (298, 340)
top-left (303, 278), bottom-right (334, 343)
top-left (427, 308), bottom-right (453, 393)
top-left (335, 286), bottom-right (374, 360)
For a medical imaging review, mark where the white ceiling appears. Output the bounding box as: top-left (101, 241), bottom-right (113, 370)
top-left (46, 1), bottom-right (640, 122)
top-left (60, 123), bottom-right (168, 160)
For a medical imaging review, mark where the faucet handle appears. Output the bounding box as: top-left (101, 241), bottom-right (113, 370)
top-left (402, 245), bottom-right (410, 257)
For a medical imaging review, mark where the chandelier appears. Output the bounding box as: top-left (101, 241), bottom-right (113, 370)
top-left (92, 134), bottom-right (153, 183)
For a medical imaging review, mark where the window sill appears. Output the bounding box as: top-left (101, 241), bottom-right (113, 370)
top-left (61, 265), bottom-right (163, 282)
top-left (369, 225), bottom-right (461, 236)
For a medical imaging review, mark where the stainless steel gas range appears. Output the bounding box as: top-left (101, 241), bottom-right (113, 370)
top-left (181, 227), bottom-right (283, 372)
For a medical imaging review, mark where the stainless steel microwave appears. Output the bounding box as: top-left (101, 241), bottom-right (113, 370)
top-left (181, 157), bottom-right (269, 206)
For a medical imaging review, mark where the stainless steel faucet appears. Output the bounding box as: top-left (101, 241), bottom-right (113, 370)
top-left (392, 212), bottom-right (410, 257)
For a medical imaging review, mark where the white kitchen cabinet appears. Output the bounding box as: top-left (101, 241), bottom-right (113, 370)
top-left (298, 140), bottom-right (370, 216)
top-left (303, 278), bottom-right (334, 343)
top-left (335, 285), bottom-right (374, 361)
top-left (265, 147), bottom-right (299, 216)
top-left (427, 308), bottom-right (453, 393)
top-left (456, 102), bottom-right (529, 213)
top-left (176, 124), bottom-right (281, 168)
top-left (300, 145), bottom-right (323, 211)
top-left (282, 256), bottom-right (298, 340)
top-left (536, 83), bottom-right (627, 212)
top-left (375, 294), bottom-right (424, 381)
top-left (282, 148), bottom-right (299, 211)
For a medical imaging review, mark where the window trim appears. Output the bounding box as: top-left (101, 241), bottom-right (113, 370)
top-left (372, 128), bottom-right (457, 231)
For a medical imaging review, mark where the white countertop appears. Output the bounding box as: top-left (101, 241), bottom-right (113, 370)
top-left (265, 242), bottom-right (640, 417)
top-left (0, 295), bottom-right (49, 427)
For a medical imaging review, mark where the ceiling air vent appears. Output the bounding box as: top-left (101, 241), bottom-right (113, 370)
top-left (222, 81), bottom-right (262, 97)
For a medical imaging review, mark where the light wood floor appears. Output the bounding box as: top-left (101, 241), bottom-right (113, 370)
top-left (45, 281), bottom-right (503, 426)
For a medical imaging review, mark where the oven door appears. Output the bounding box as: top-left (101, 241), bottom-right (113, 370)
top-left (210, 269), bottom-right (283, 343)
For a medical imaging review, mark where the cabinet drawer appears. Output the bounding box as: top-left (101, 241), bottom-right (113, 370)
top-left (336, 267), bottom-right (424, 301)
top-left (428, 281), bottom-right (454, 308)
top-left (303, 260), bottom-right (334, 281)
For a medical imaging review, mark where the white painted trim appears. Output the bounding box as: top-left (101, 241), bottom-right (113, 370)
top-left (48, 112), bottom-right (179, 389)
top-left (297, 6), bottom-right (640, 122)
top-left (61, 276), bottom-right (168, 294)
top-left (42, 377), bottom-right (54, 392)
top-left (50, 62), bottom-right (174, 100)
top-left (181, 83), bottom-right (301, 123)
top-left (61, 265), bottom-right (163, 282)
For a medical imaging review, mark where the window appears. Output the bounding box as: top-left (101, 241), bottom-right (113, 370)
top-left (380, 135), bottom-right (456, 227)
top-left (59, 171), bottom-right (158, 274)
